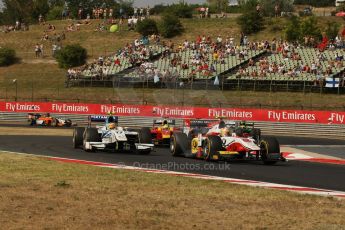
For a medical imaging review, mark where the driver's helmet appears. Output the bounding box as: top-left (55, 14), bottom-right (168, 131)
top-left (107, 116), bottom-right (115, 123)
top-left (220, 127), bottom-right (230, 137)
top-left (239, 121), bottom-right (246, 128)
top-left (108, 123), bottom-right (116, 129)
top-left (162, 120), bottom-right (169, 129)
top-left (218, 120), bottom-right (226, 129)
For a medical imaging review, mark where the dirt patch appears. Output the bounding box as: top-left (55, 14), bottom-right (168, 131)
top-left (0, 126), bottom-right (72, 136)
top-left (0, 152), bottom-right (344, 229)
top-left (21, 59), bottom-right (57, 64)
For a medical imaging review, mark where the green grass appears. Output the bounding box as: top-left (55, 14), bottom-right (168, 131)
top-left (1, 151), bottom-right (345, 229)
top-left (0, 16), bottom-right (344, 109)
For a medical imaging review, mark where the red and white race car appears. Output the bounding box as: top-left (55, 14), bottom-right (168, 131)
top-left (170, 119), bottom-right (286, 164)
top-left (150, 119), bottom-right (179, 145)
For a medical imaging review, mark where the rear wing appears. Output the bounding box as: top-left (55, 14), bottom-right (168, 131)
top-left (153, 119), bottom-right (175, 125)
top-left (235, 121), bottom-right (255, 128)
top-left (88, 115), bottom-right (118, 123)
top-left (185, 119), bottom-right (216, 128)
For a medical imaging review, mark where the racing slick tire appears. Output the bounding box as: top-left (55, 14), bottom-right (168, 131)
top-left (260, 136), bottom-right (280, 165)
top-left (170, 132), bottom-right (189, 157)
top-left (52, 118), bottom-right (59, 127)
top-left (65, 119), bottom-right (72, 127)
top-left (73, 127), bottom-right (85, 149)
top-left (83, 128), bottom-right (101, 152)
top-left (137, 127), bottom-right (152, 155)
top-left (204, 135), bottom-right (222, 161)
top-left (235, 128), bottom-right (244, 137)
top-left (250, 128), bottom-right (261, 143)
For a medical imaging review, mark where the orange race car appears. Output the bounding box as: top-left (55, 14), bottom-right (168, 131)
top-left (28, 113), bottom-right (73, 127)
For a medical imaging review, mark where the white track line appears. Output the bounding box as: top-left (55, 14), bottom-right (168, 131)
top-left (1, 150), bottom-right (345, 199)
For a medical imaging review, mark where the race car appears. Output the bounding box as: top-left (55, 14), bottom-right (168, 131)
top-left (150, 119), bottom-right (179, 145)
top-left (170, 119), bottom-right (286, 165)
top-left (28, 113), bottom-right (73, 127)
top-left (73, 115), bottom-right (154, 154)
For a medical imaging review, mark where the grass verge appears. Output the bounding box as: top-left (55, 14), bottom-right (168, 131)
top-left (0, 152), bottom-right (344, 229)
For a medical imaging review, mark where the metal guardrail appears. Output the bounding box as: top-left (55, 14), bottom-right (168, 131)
top-left (0, 112), bottom-right (344, 139)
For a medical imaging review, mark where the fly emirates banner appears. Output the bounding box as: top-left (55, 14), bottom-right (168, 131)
top-left (0, 101), bottom-right (344, 124)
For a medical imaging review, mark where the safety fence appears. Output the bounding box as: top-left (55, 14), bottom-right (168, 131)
top-left (1, 112), bottom-right (344, 139)
top-left (65, 77), bottom-right (345, 94)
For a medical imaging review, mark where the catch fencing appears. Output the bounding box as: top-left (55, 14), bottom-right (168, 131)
top-left (0, 112), bottom-right (344, 139)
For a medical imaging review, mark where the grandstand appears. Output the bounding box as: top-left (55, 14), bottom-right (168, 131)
top-left (148, 47), bottom-right (265, 80)
top-left (66, 37), bottom-right (345, 92)
top-left (66, 43), bottom-right (167, 86)
top-left (228, 48), bottom-right (344, 81)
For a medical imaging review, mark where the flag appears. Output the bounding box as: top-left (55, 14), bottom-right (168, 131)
top-left (214, 76), bottom-right (219, 85)
top-left (325, 77), bottom-right (339, 88)
top-left (154, 74), bottom-right (160, 83)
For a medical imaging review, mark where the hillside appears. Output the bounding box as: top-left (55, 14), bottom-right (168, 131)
top-left (0, 16), bottom-right (344, 109)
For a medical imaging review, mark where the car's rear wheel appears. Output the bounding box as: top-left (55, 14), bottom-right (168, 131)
top-left (250, 128), bottom-right (261, 143)
top-left (73, 127), bottom-right (85, 149)
top-left (170, 132), bottom-right (189, 157)
top-left (65, 119), bottom-right (72, 127)
top-left (260, 136), bottom-right (280, 165)
top-left (137, 127), bottom-right (152, 155)
top-left (51, 118), bottom-right (58, 127)
top-left (204, 136), bottom-right (222, 161)
top-left (83, 128), bottom-right (101, 152)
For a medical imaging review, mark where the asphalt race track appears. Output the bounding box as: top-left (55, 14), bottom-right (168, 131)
top-left (0, 134), bottom-right (344, 192)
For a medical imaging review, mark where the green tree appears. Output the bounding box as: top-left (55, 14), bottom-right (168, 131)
top-left (47, 5), bottom-right (64, 20)
top-left (158, 13), bottom-right (184, 38)
top-left (207, 0), bottom-right (228, 13)
top-left (300, 16), bottom-right (322, 41)
top-left (285, 16), bottom-right (301, 42)
top-left (237, 9), bottom-right (265, 34)
top-left (136, 19), bottom-right (158, 36)
top-left (325, 22), bottom-right (341, 40)
top-left (31, 0), bottom-right (50, 21)
top-left (55, 44), bottom-right (87, 69)
top-left (1, 0), bottom-right (34, 23)
top-left (259, 0), bottom-right (294, 17)
top-left (294, 0), bottom-right (334, 7)
top-left (0, 47), bottom-right (18, 66)
top-left (164, 3), bottom-right (194, 18)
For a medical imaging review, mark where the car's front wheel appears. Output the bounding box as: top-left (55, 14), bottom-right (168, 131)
top-left (260, 136), bottom-right (280, 165)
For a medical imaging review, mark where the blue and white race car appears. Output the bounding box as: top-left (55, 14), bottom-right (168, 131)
top-left (73, 115), bottom-right (154, 154)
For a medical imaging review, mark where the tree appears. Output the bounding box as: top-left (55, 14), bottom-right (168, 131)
top-left (207, 0), bottom-right (228, 13)
top-left (300, 16), bottom-right (322, 42)
top-left (237, 9), bottom-right (265, 34)
top-left (1, 0), bottom-right (34, 23)
top-left (31, 0), bottom-right (50, 21)
top-left (325, 22), bottom-right (341, 40)
top-left (164, 3), bottom-right (194, 18)
top-left (0, 47), bottom-right (18, 66)
top-left (55, 44), bottom-right (87, 69)
top-left (285, 16), bottom-right (301, 42)
top-left (136, 19), bottom-right (158, 37)
top-left (294, 0), bottom-right (334, 7)
top-left (47, 5), bottom-right (64, 20)
top-left (259, 0), bottom-right (294, 17)
top-left (158, 13), bottom-right (184, 38)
